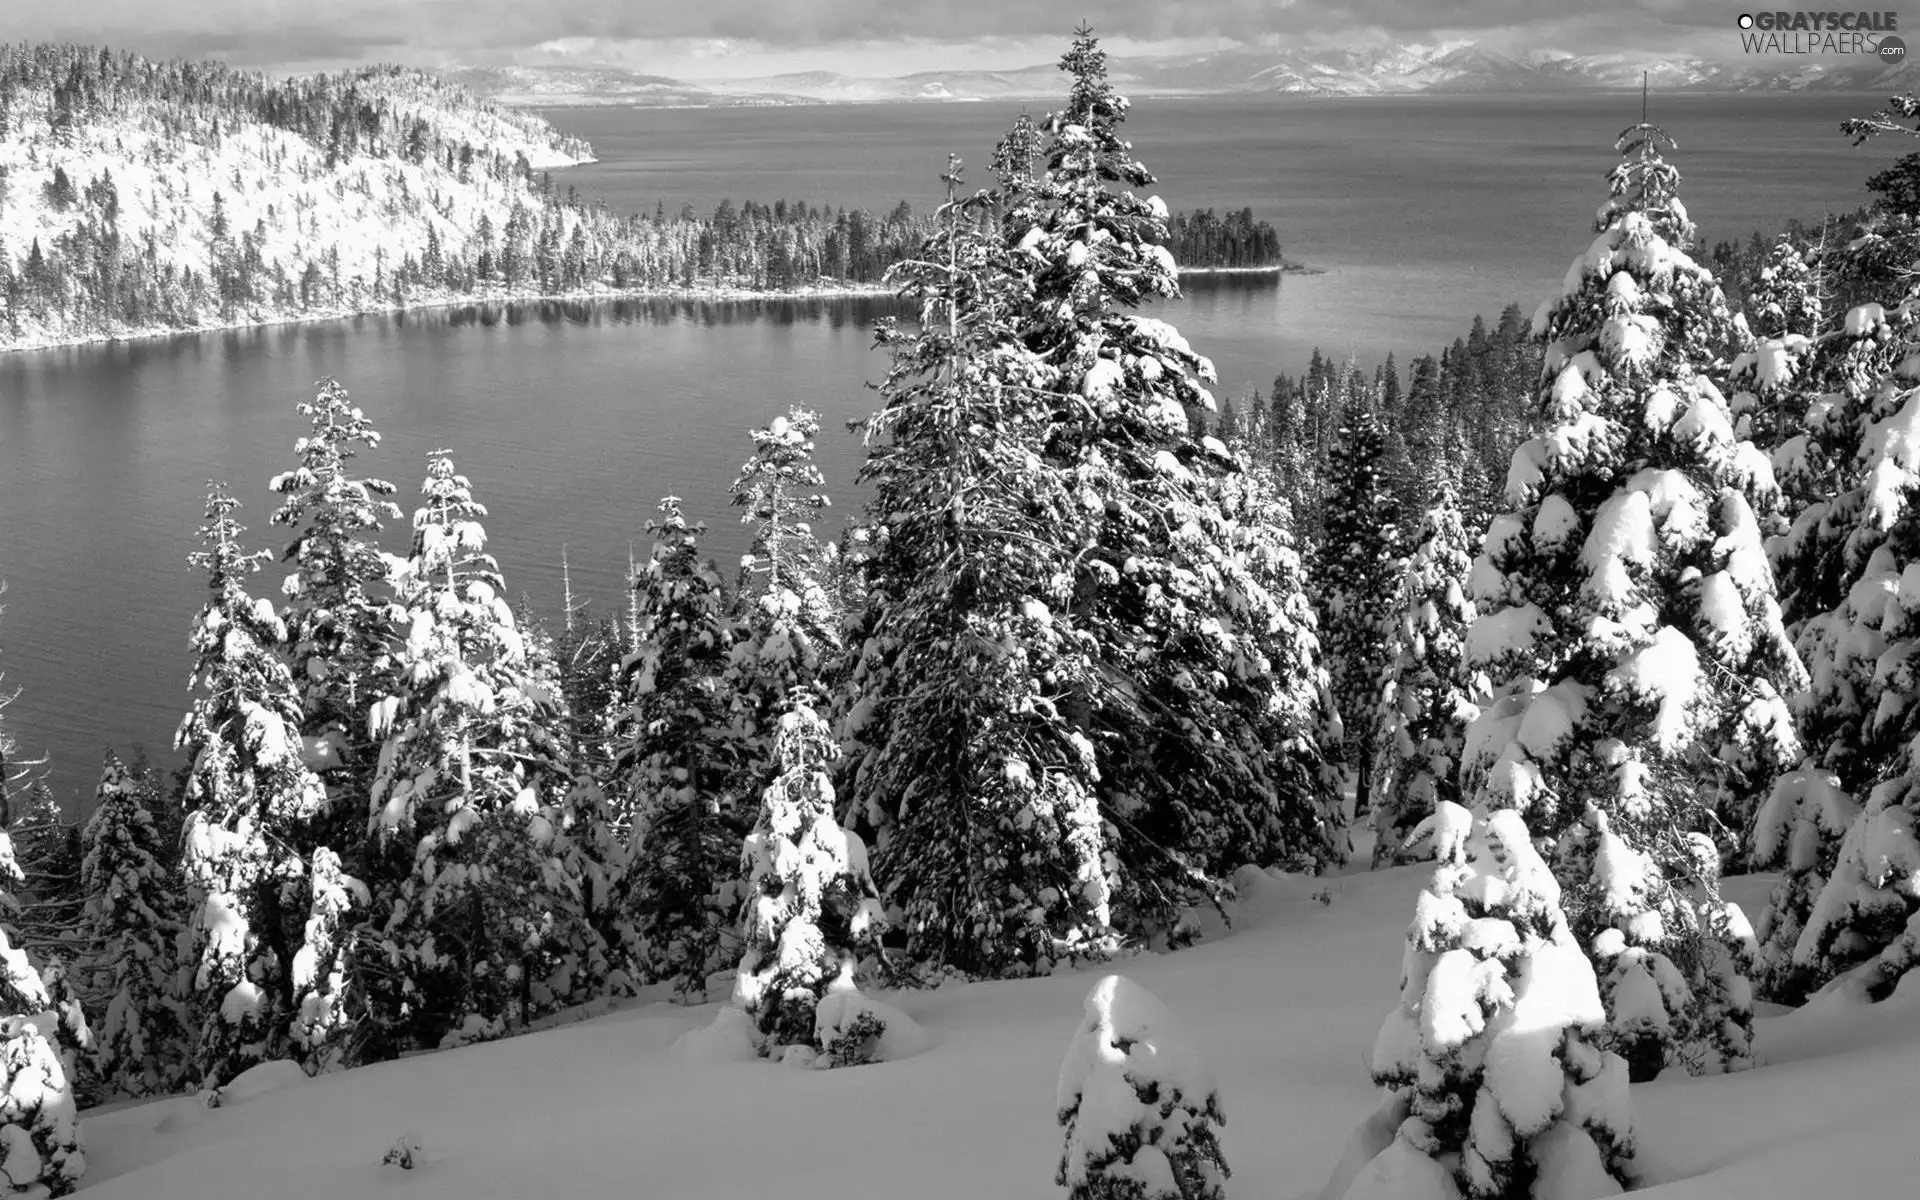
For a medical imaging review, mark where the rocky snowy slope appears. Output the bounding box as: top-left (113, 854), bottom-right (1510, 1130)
top-left (65, 862), bottom-right (1920, 1199)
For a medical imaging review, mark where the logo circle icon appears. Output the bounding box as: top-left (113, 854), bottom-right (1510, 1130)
top-left (1737, 13), bottom-right (1754, 29)
top-left (1882, 34), bottom-right (1909, 63)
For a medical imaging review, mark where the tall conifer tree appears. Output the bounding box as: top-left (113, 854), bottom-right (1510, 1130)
top-left (613, 498), bottom-right (745, 992)
top-left (1369, 485), bottom-right (1479, 865)
top-left (1001, 27), bottom-right (1345, 889)
top-left (175, 484), bottom-right (326, 1086)
top-left (365, 452), bottom-right (576, 1049)
top-left (1318, 399), bottom-right (1405, 815)
top-left (842, 153), bottom-right (1120, 975)
top-left (267, 377), bottom-right (401, 820)
top-left (1462, 123), bottom-right (1800, 1076)
top-left (725, 408), bottom-right (840, 780)
top-left (81, 752), bottom-right (191, 1097)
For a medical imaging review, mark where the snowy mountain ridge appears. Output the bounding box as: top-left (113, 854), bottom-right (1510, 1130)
top-left (453, 43), bottom-right (1913, 107)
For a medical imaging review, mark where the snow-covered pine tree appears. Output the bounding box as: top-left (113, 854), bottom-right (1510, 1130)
top-left (80, 752), bottom-right (191, 1098)
top-left (1056, 973), bottom-right (1227, 1200)
top-left (612, 497), bottom-right (744, 994)
top-left (1554, 806), bottom-right (1757, 1081)
top-left (32, 952), bottom-right (98, 1112)
top-left (1769, 301), bottom-right (1908, 633)
top-left (733, 691), bottom-right (886, 1063)
top-left (1356, 804), bottom-right (1634, 1200)
top-left (0, 1013), bottom-right (85, 1198)
top-left (1461, 124), bottom-right (1801, 1060)
top-left (1318, 398), bottom-right (1407, 814)
top-left (174, 483), bottom-right (327, 1086)
top-left (1787, 773), bottom-right (1920, 1001)
top-left (520, 560), bottom-right (632, 994)
top-left (841, 153), bottom-right (1118, 976)
top-left (6, 780), bottom-right (83, 963)
top-left (1750, 330), bottom-right (1920, 1002)
top-left (1749, 299), bottom-right (1920, 1001)
top-left (1227, 463), bottom-right (1347, 869)
top-left (999, 28), bottom-right (1346, 890)
top-left (725, 406), bottom-right (840, 776)
top-left (365, 451), bottom-right (574, 1050)
top-left (1727, 330), bottom-right (1815, 503)
top-left (512, 605), bottom-right (619, 1007)
top-left (286, 845), bottom-right (366, 1072)
top-left (0, 798), bottom-right (49, 1033)
top-left (6, 781), bottom-right (98, 1108)
top-left (1747, 766), bottom-right (1855, 1004)
top-left (1725, 238), bottom-right (1828, 552)
top-left (1744, 235), bottom-right (1824, 341)
top-left (0, 595), bottom-right (83, 1191)
top-left (127, 750), bottom-right (188, 882)
top-left (266, 377), bottom-right (402, 823)
top-left (1369, 485), bottom-right (1480, 866)
top-left (1737, 99), bottom-right (1920, 1002)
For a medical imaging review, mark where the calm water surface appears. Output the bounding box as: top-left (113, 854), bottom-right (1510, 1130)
top-left (0, 93), bottom-right (1905, 805)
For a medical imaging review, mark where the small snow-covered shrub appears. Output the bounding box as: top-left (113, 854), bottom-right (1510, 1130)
top-left (1358, 804), bottom-right (1634, 1200)
top-left (0, 1016), bottom-right (84, 1196)
top-left (817, 998), bottom-right (886, 1069)
top-left (382, 1131), bottom-right (422, 1170)
top-left (814, 990), bottom-right (928, 1068)
top-left (1056, 974), bottom-right (1227, 1200)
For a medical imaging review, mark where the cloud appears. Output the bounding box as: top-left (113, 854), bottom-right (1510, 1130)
top-left (0, 0), bottom-right (1747, 68)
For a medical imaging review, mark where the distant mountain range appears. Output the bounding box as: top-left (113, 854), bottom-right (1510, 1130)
top-left (449, 44), bottom-right (1915, 108)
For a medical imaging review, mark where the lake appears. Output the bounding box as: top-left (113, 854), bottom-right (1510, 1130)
top-left (0, 91), bottom-right (1904, 807)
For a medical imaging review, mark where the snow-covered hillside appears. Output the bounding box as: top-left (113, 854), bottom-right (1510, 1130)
top-left (0, 49), bottom-right (598, 351)
top-left (0, 46), bottom-right (982, 354)
top-left (65, 863), bottom-right (1919, 1199)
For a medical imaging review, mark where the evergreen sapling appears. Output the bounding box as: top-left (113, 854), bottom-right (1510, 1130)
top-left (1056, 973), bottom-right (1227, 1200)
top-left (733, 692), bottom-right (887, 1065)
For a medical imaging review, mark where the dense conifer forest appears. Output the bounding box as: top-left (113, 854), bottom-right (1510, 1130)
top-left (6, 25), bottom-right (1920, 1200)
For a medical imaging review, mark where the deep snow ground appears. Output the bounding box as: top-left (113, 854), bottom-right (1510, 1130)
top-left (70, 864), bottom-right (1920, 1198)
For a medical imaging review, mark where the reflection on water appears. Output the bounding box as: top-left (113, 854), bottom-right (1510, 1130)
top-left (0, 270), bottom-right (1303, 808)
top-left (314, 271), bottom-right (1283, 344)
top-left (425, 292), bottom-right (913, 334)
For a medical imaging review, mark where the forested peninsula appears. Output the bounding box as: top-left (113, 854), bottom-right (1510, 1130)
top-left (0, 44), bottom-right (1290, 353)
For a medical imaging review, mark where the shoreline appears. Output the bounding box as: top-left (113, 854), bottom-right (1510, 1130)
top-left (0, 281), bottom-right (899, 358)
top-left (1, 261), bottom-right (1314, 357)
top-left (1181, 262), bottom-right (1323, 277)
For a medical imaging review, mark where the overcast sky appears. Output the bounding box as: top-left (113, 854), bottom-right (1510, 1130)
top-left (0, 0), bottom-right (1759, 77)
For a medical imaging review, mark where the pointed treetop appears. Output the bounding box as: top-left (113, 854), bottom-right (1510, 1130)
top-left (419, 449), bottom-right (485, 521)
top-left (189, 482), bottom-right (272, 587)
top-left (650, 494), bottom-right (692, 532)
top-left (941, 153), bottom-right (963, 204)
top-left (1055, 25), bottom-right (1129, 138)
top-left (94, 749), bottom-right (133, 799)
top-left (1421, 476), bottom-right (1462, 524)
top-left (1603, 111), bottom-right (1692, 246)
top-left (774, 687), bottom-right (835, 773)
top-left (991, 110), bottom-right (1041, 190)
